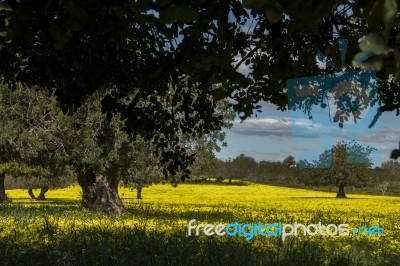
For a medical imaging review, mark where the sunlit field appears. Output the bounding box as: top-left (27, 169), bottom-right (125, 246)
top-left (1, 181), bottom-right (399, 265)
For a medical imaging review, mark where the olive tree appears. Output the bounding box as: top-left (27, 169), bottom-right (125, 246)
top-left (0, 83), bottom-right (68, 202)
top-left (119, 136), bottom-right (164, 200)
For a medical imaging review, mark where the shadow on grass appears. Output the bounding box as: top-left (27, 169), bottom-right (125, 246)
top-left (0, 199), bottom-right (237, 222)
top-left (10, 198), bottom-right (81, 205)
top-left (185, 179), bottom-right (250, 186)
top-left (0, 226), bottom-right (392, 266)
top-left (0, 227), bottom-right (330, 266)
top-left (289, 196), bottom-right (369, 200)
top-left (124, 204), bottom-right (238, 222)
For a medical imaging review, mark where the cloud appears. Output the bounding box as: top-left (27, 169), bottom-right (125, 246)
top-left (357, 129), bottom-right (400, 143)
top-left (233, 55), bottom-right (251, 76)
top-left (230, 117), bottom-right (336, 138)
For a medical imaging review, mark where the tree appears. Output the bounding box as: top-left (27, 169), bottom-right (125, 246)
top-left (186, 99), bottom-right (235, 179)
top-left (228, 154), bottom-right (258, 182)
top-left (189, 147), bottom-right (219, 179)
top-left (0, 83), bottom-right (69, 202)
top-left (0, 1), bottom-right (250, 180)
top-left (377, 181), bottom-right (390, 196)
top-left (282, 156), bottom-right (296, 167)
top-left (1, 1), bottom-right (400, 206)
top-left (21, 170), bottom-right (74, 200)
top-left (120, 136), bottom-right (164, 200)
top-left (378, 160), bottom-right (400, 193)
top-left (390, 142), bottom-right (400, 160)
top-left (63, 90), bottom-right (131, 213)
top-left (301, 141), bottom-right (375, 198)
top-left (2, 0), bottom-right (400, 180)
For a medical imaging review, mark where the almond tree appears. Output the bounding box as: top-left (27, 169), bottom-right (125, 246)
top-left (301, 141), bottom-right (375, 198)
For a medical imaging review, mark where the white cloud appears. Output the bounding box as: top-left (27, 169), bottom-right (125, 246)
top-left (357, 129), bottom-right (400, 143)
top-left (230, 117), bottom-right (336, 138)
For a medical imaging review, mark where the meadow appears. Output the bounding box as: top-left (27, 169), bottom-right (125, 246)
top-left (0, 181), bottom-right (399, 266)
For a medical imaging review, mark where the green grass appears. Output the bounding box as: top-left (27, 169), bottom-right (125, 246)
top-left (0, 182), bottom-right (399, 265)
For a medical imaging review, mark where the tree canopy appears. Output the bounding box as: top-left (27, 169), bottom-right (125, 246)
top-left (299, 141), bottom-right (376, 198)
top-left (1, 0), bottom-right (400, 176)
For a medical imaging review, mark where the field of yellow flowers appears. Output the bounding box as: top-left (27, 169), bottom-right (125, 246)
top-left (0, 181), bottom-right (399, 265)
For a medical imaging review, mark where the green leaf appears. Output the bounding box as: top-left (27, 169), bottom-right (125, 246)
top-left (213, 87), bottom-right (226, 101)
top-left (286, 0), bottom-right (337, 30)
top-left (65, 2), bottom-right (88, 31)
top-left (49, 26), bottom-right (73, 50)
top-left (243, 0), bottom-right (268, 10)
top-left (159, 4), bottom-right (197, 24)
top-left (66, 1), bottom-right (88, 22)
top-left (359, 57), bottom-right (383, 72)
top-left (136, 14), bottom-right (158, 25)
top-left (111, 5), bottom-right (126, 17)
top-left (384, 0), bottom-right (398, 23)
top-left (359, 33), bottom-right (388, 55)
top-left (154, 0), bottom-right (172, 7)
top-left (0, 3), bottom-right (12, 11)
top-left (263, 1), bottom-right (283, 23)
top-left (133, 0), bottom-right (153, 12)
top-left (394, 49), bottom-right (400, 80)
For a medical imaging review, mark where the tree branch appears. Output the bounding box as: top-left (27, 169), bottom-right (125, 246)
top-left (368, 104), bottom-right (400, 128)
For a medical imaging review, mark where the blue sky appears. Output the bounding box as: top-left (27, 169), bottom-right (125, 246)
top-left (216, 101), bottom-right (399, 167)
top-left (213, 9), bottom-right (399, 167)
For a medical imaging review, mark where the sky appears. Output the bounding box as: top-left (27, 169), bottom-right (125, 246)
top-left (214, 8), bottom-right (400, 167)
top-left (216, 51), bottom-right (399, 167)
top-left (216, 101), bottom-right (399, 167)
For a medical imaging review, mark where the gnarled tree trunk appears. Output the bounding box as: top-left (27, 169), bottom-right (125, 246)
top-left (0, 172), bottom-right (8, 202)
top-left (336, 182), bottom-right (347, 198)
top-left (28, 188), bottom-right (36, 199)
top-left (37, 186), bottom-right (49, 200)
top-left (77, 167), bottom-right (125, 214)
top-left (136, 187), bottom-right (142, 199)
top-left (28, 186), bottom-right (49, 200)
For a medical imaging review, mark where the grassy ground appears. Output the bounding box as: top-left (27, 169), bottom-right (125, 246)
top-left (0, 181), bottom-right (399, 265)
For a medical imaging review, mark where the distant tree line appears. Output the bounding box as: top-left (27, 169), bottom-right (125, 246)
top-left (193, 142), bottom-right (400, 198)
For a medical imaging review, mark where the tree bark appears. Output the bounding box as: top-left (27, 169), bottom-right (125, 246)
top-left (28, 186), bottom-right (49, 200)
top-left (336, 183), bottom-right (347, 198)
top-left (136, 187), bottom-right (142, 199)
top-left (77, 167), bottom-right (125, 214)
top-left (0, 172), bottom-right (8, 202)
top-left (28, 188), bottom-right (36, 199)
top-left (37, 186), bottom-right (49, 200)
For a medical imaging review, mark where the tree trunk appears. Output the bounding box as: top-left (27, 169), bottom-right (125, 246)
top-left (28, 186), bottom-right (49, 200)
top-left (37, 186), bottom-right (49, 200)
top-left (136, 187), bottom-right (142, 199)
top-left (77, 167), bottom-right (125, 214)
top-left (0, 172), bottom-right (8, 202)
top-left (28, 188), bottom-right (36, 199)
top-left (336, 183), bottom-right (347, 198)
